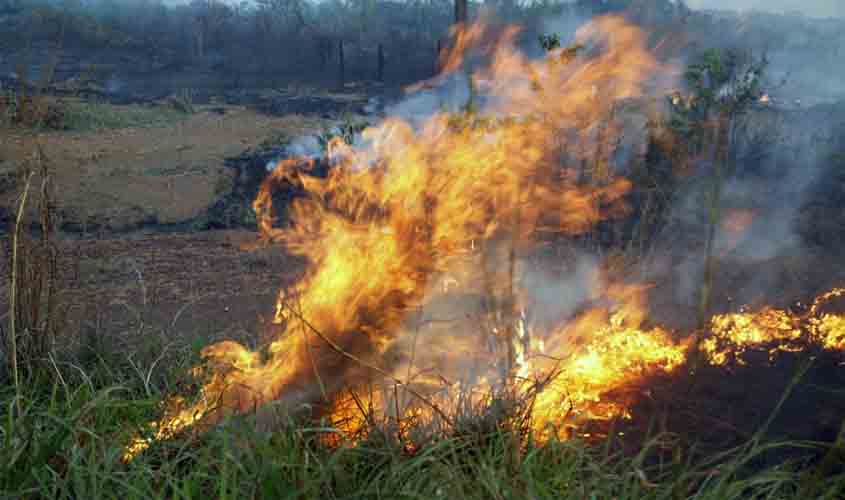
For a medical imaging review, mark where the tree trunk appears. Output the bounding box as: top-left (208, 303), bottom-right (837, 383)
top-left (454, 0), bottom-right (467, 25)
top-left (338, 39), bottom-right (345, 89)
top-left (377, 43), bottom-right (384, 82)
top-left (434, 38), bottom-right (442, 75)
top-left (698, 112), bottom-right (731, 330)
top-left (691, 111), bottom-right (731, 376)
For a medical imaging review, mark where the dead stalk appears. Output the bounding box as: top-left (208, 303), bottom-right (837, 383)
top-left (694, 113), bottom-right (731, 374)
top-left (9, 170), bottom-right (35, 415)
top-left (293, 295), bottom-right (328, 404)
top-left (284, 305), bottom-right (455, 428)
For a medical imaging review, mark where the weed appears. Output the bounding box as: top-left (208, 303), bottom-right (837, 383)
top-left (3, 144), bottom-right (60, 389)
top-left (60, 100), bottom-right (187, 132)
top-left (0, 48), bottom-right (68, 130)
top-left (0, 361), bottom-right (840, 499)
top-left (257, 129), bottom-right (292, 152)
top-left (170, 88), bottom-right (197, 115)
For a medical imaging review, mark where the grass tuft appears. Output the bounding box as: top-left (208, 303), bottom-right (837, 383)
top-left (60, 100), bottom-right (188, 132)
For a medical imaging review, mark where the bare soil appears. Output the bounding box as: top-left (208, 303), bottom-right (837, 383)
top-left (0, 105), bottom-right (325, 231)
top-left (0, 101), bottom-right (331, 349)
top-left (0, 229), bottom-right (304, 355)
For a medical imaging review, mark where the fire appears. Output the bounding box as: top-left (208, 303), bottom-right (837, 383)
top-left (703, 287), bottom-right (845, 366)
top-left (703, 308), bottom-right (802, 366)
top-left (529, 307), bottom-right (688, 440)
top-left (122, 15), bottom-right (845, 461)
top-left (315, 285), bottom-right (845, 447)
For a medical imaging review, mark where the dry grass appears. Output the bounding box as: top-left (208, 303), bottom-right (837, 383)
top-left (3, 144), bottom-right (60, 390)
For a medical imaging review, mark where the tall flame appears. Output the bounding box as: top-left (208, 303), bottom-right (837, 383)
top-left (123, 16), bottom-right (845, 460)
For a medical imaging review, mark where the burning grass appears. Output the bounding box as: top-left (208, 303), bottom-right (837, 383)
top-left (113, 15), bottom-right (845, 467)
top-left (4, 12), bottom-right (845, 499)
top-left (1, 347), bottom-right (845, 498)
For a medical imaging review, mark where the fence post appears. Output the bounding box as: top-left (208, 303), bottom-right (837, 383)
top-left (377, 43), bottom-right (384, 82)
top-left (434, 38), bottom-right (442, 76)
top-left (338, 39), bottom-right (345, 89)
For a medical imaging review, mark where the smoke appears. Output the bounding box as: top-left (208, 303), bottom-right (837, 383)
top-left (384, 73), bottom-right (473, 125)
top-left (652, 100), bottom-right (842, 311)
top-left (685, 0), bottom-right (845, 19)
top-left (270, 8), bottom-right (842, 324)
top-left (519, 253), bottom-right (601, 331)
top-left (539, 9), bottom-right (589, 49)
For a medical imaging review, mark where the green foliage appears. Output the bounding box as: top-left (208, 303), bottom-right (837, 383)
top-left (169, 89), bottom-right (196, 115)
top-left (538, 33), bottom-right (561, 52)
top-left (1, 89), bottom-right (188, 132)
top-left (668, 48), bottom-right (767, 150)
top-left (539, 33), bottom-right (583, 62)
top-left (0, 87), bottom-right (66, 130)
top-left (61, 100), bottom-right (187, 132)
top-left (4, 2), bottom-right (136, 49)
top-left (257, 129), bottom-right (292, 152)
top-left (0, 86), bottom-right (19, 127)
top-left (1, 369), bottom-right (842, 499)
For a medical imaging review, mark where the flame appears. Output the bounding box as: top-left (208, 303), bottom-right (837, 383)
top-left (715, 208), bottom-right (756, 257)
top-left (122, 15), bottom-right (845, 461)
top-left (721, 208), bottom-right (755, 235)
top-left (703, 287), bottom-right (845, 366)
top-left (529, 303), bottom-right (689, 440)
top-left (315, 285), bottom-right (845, 447)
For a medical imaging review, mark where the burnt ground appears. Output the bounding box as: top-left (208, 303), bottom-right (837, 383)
top-left (0, 65), bottom-right (386, 360)
top-left (609, 332), bottom-right (845, 472)
top-left (1, 53), bottom-right (845, 468)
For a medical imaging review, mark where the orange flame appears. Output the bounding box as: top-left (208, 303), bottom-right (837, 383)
top-left (703, 287), bottom-right (845, 366)
top-left (122, 16), bottom-right (845, 461)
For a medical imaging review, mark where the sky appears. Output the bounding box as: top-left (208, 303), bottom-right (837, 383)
top-left (154, 0), bottom-right (845, 19)
top-left (684, 0), bottom-right (845, 19)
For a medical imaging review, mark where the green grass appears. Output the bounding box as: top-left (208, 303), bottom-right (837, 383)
top-left (1, 337), bottom-right (843, 500)
top-left (60, 100), bottom-right (189, 132)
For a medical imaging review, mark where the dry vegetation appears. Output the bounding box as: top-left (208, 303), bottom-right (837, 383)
top-left (1, 1), bottom-right (845, 499)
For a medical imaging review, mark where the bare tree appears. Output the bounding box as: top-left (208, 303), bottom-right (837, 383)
top-left (189, 0), bottom-right (233, 60)
top-left (455, 0), bottom-right (467, 24)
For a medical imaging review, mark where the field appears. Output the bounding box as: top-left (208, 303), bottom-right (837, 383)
top-left (3, 1), bottom-right (845, 499)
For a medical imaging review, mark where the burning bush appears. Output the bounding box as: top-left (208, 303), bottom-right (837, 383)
top-left (122, 15), bottom-right (845, 468)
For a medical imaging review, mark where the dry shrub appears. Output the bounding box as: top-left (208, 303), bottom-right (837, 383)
top-left (1, 58), bottom-right (66, 130)
top-left (3, 145), bottom-right (61, 384)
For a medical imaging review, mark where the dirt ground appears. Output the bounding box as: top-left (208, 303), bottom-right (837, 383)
top-left (0, 101), bottom-right (334, 351)
top-left (0, 91), bottom-right (843, 390)
top-left (0, 229), bottom-right (306, 356)
top-left (0, 105), bottom-right (325, 231)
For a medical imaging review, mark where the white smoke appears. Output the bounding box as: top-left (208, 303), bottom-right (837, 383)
top-left (685, 0), bottom-right (844, 19)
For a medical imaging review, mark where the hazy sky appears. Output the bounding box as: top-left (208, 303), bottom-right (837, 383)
top-left (157, 0), bottom-right (845, 19)
top-left (685, 0), bottom-right (844, 19)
